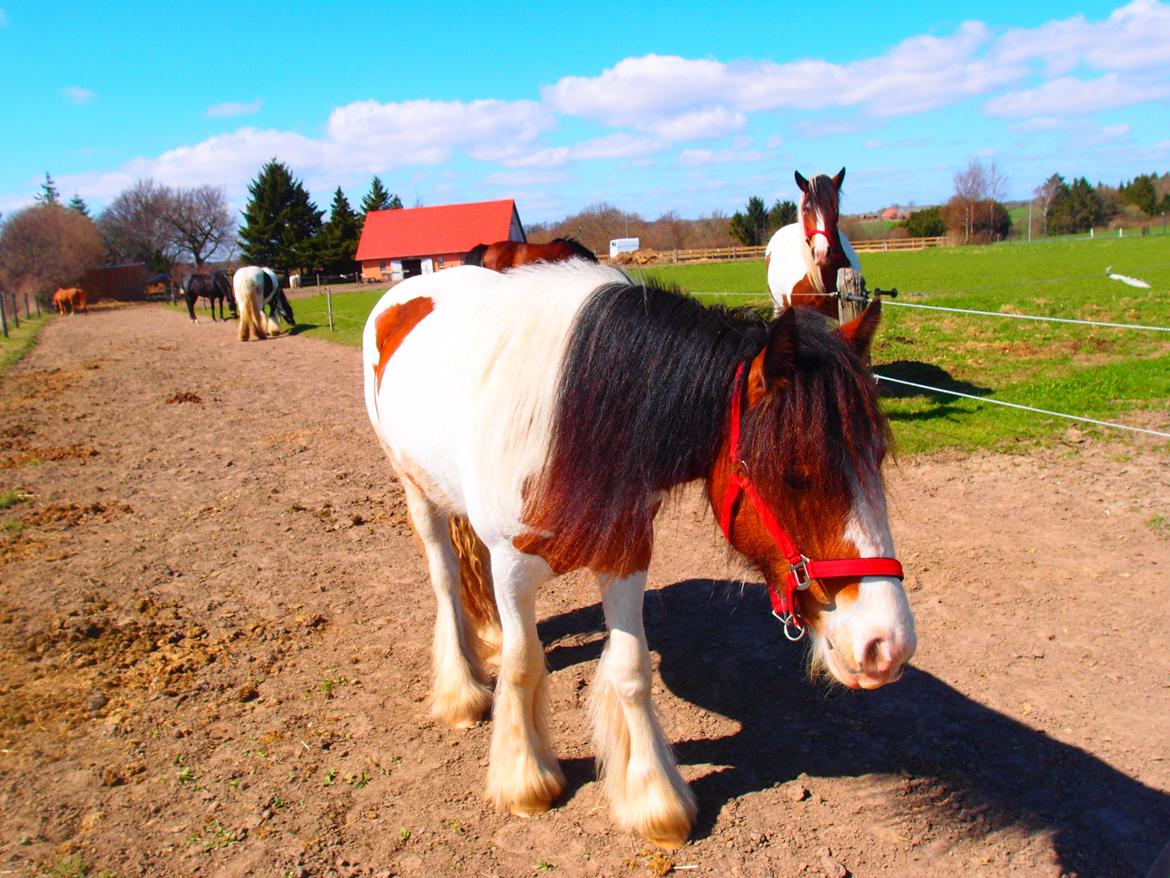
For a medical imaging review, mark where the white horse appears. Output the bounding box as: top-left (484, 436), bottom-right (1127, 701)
top-left (362, 259), bottom-right (915, 849)
top-left (765, 168), bottom-right (860, 319)
top-left (232, 266), bottom-right (294, 341)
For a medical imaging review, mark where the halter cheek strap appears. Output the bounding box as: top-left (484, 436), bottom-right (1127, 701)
top-left (718, 361), bottom-right (904, 640)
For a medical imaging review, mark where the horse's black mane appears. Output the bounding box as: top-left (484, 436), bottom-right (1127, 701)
top-left (525, 276), bottom-right (887, 575)
top-left (464, 243), bottom-right (488, 267)
top-left (549, 237), bottom-right (598, 262)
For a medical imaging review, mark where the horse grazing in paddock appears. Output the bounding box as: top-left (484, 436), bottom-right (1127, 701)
top-left (464, 237), bottom-right (597, 270)
top-left (362, 260), bottom-right (915, 849)
top-left (181, 271), bottom-right (236, 322)
top-left (232, 266), bottom-right (295, 341)
top-left (765, 168), bottom-right (860, 320)
top-left (53, 287), bottom-right (87, 315)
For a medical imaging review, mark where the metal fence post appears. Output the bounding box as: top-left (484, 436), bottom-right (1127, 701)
top-left (326, 286), bottom-right (334, 332)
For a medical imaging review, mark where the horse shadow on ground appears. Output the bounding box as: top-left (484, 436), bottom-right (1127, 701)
top-left (286, 323), bottom-right (320, 337)
top-left (538, 579), bottom-right (1170, 878)
top-left (875, 360), bottom-right (993, 426)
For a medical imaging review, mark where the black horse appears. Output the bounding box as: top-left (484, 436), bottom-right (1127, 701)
top-left (181, 272), bottom-right (236, 322)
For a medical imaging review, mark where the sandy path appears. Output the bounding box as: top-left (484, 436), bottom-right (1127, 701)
top-left (1, 303), bottom-right (1168, 877)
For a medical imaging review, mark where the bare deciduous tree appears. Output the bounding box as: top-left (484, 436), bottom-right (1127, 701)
top-left (99, 179), bottom-right (178, 271)
top-left (953, 159), bottom-right (988, 243)
top-left (0, 204), bottom-right (105, 295)
top-left (168, 185), bottom-right (236, 266)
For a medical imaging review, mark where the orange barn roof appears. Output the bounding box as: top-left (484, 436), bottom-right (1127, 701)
top-left (355, 199), bottom-right (523, 261)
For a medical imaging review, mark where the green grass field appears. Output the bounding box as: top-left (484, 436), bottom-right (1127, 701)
top-left (294, 236), bottom-right (1170, 456)
top-left (0, 311), bottom-right (51, 377)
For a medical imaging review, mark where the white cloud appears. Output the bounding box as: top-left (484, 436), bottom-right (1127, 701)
top-left (985, 73), bottom-right (1170, 117)
top-left (678, 147), bottom-right (769, 167)
top-left (995, 0), bottom-right (1170, 75)
top-left (206, 99), bottom-right (263, 118)
top-left (63, 86), bottom-right (95, 105)
top-left (484, 170), bottom-right (566, 186)
top-left (327, 98), bottom-right (553, 167)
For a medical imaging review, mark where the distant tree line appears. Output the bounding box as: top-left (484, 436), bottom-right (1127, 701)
top-left (898, 160), bottom-right (1170, 244)
top-left (0, 163), bottom-right (404, 296)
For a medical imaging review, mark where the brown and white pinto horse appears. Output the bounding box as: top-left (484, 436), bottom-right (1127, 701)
top-left (52, 287), bottom-right (87, 315)
top-left (464, 236), bottom-right (597, 270)
top-left (363, 260), bottom-right (915, 850)
top-left (765, 168), bottom-right (860, 319)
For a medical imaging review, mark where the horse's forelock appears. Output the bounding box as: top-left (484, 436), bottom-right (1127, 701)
top-left (805, 175), bottom-right (841, 229)
top-left (742, 312), bottom-right (887, 504)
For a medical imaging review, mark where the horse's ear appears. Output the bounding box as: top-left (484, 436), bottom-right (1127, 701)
top-left (838, 299), bottom-right (881, 360)
top-left (763, 307), bottom-right (798, 386)
top-left (794, 170), bottom-right (809, 193)
top-left (832, 167), bottom-right (846, 189)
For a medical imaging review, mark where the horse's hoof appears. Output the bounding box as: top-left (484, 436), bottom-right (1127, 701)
top-left (508, 800), bottom-right (552, 818)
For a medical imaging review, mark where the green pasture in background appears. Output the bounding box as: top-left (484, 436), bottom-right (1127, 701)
top-left (296, 235), bottom-right (1169, 456)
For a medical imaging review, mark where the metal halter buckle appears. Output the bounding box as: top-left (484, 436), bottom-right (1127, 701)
top-left (790, 556), bottom-right (813, 590)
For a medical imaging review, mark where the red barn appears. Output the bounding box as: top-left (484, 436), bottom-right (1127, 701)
top-left (355, 199), bottom-right (525, 282)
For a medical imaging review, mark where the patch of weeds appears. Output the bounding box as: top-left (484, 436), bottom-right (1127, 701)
top-left (187, 819), bottom-right (239, 852)
top-left (399, 827), bottom-right (411, 841)
top-left (448, 819), bottom-right (463, 833)
top-left (345, 770), bottom-right (369, 789)
top-left (1148, 514), bottom-right (1170, 539)
top-left (318, 675), bottom-right (349, 699)
top-left (175, 754), bottom-right (196, 785)
top-left (3, 518), bottom-right (23, 535)
top-left (48, 854), bottom-right (92, 877)
top-left (535, 859), bottom-right (556, 872)
top-left (323, 768), bottom-right (337, 786)
top-left (0, 488), bottom-right (32, 510)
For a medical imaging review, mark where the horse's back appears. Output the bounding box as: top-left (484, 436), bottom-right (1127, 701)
top-left (364, 261), bottom-right (625, 532)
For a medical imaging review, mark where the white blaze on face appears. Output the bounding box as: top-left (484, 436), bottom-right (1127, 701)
top-left (803, 191), bottom-right (831, 267)
top-left (815, 482), bottom-right (917, 690)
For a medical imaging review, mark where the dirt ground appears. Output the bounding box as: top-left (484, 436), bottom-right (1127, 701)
top-left (1, 304), bottom-right (1168, 878)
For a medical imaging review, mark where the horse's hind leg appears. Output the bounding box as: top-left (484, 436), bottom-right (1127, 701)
top-left (591, 571), bottom-right (696, 849)
top-left (398, 478), bottom-right (493, 729)
top-left (485, 545), bottom-right (564, 817)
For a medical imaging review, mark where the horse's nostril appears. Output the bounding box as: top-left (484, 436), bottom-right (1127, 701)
top-left (860, 638), bottom-right (891, 675)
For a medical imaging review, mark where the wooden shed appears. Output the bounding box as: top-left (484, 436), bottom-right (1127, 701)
top-left (355, 199), bottom-right (525, 282)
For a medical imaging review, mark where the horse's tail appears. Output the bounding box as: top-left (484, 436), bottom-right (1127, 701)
top-left (448, 515), bottom-right (501, 666)
top-left (464, 244), bottom-right (488, 267)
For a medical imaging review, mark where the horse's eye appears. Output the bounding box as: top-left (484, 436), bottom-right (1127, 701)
top-left (784, 471), bottom-right (810, 492)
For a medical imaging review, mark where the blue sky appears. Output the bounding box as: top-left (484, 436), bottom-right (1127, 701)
top-left (2, 0), bottom-right (1168, 224)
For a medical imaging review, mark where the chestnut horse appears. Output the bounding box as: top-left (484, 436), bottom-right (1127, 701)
top-left (765, 168), bottom-right (860, 319)
top-left (464, 236), bottom-right (597, 270)
top-left (362, 261), bottom-right (915, 849)
top-left (52, 287), bottom-right (87, 315)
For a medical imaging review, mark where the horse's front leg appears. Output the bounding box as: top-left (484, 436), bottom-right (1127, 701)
top-left (486, 545), bottom-right (564, 817)
top-left (592, 571), bottom-right (696, 849)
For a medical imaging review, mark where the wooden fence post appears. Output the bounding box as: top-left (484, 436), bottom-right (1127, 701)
top-left (326, 286), bottom-right (334, 332)
top-left (24, 291), bottom-right (31, 319)
top-left (8, 293), bottom-right (19, 330)
top-left (1, 294), bottom-right (8, 338)
top-left (837, 268), bottom-right (866, 324)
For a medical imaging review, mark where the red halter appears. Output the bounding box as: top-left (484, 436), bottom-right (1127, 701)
top-left (717, 362), bottom-right (904, 640)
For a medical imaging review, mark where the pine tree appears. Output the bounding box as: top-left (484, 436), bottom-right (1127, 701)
top-left (68, 194), bottom-right (90, 216)
top-left (238, 159), bottom-right (323, 272)
top-left (361, 176), bottom-right (402, 214)
top-left (728, 196), bottom-right (768, 245)
top-left (35, 172), bottom-right (60, 205)
top-left (323, 187), bottom-right (361, 272)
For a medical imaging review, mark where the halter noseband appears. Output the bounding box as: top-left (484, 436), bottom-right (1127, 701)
top-left (717, 361), bottom-right (904, 641)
